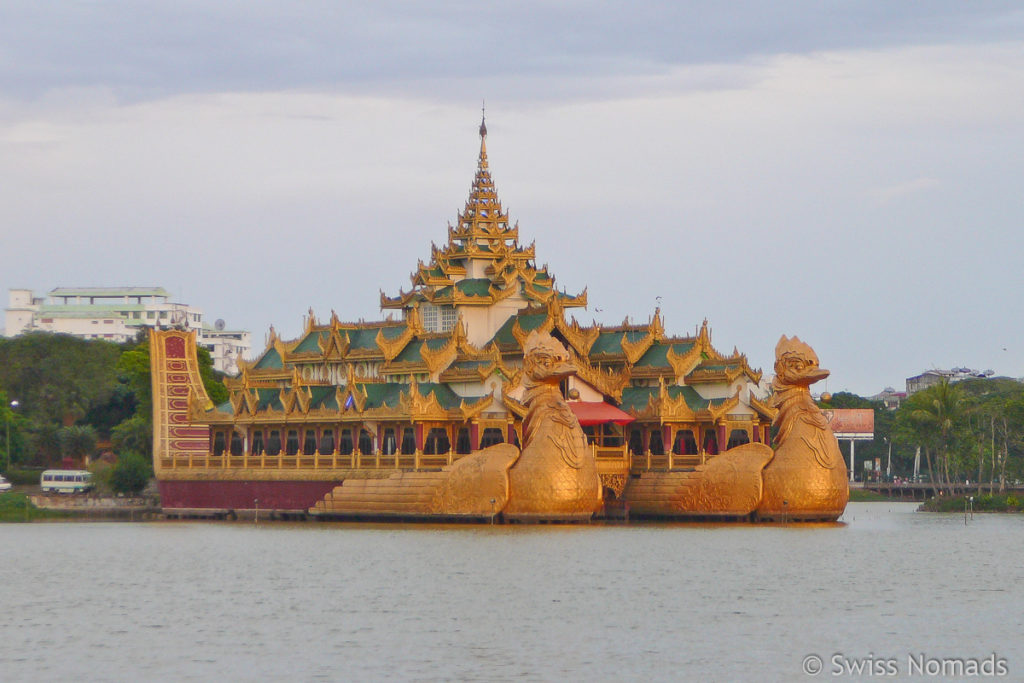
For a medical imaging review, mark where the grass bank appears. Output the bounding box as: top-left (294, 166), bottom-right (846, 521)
top-left (848, 488), bottom-right (893, 502)
top-left (919, 493), bottom-right (1022, 513)
top-left (0, 491), bottom-right (72, 522)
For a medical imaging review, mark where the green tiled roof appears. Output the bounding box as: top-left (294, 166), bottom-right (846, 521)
top-left (635, 342), bottom-right (697, 368)
top-left (693, 364), bottom-right (728, 373)
top-left (379, 325), bottom-right (407, 340)
top-left (455, 278), bottom-right (492, 296)
top-left (447, 360), bottom-right (489, 371)
top-left (489, 312), bottom-right (547, 346)
top-left (293, 331), bottom-right (325, 354)
top-left (619, 385), bottom-right (719, 413)
top-left (591, 332), bottom-right (624, 356)
top-left (361, 383), bottom-right (406, 409)
top-left (50, 287), bottom-right (170, 297)
top-left (256, 388), bottom-right (283, 411)
top-left (635, 343), bottom-right (670, 367)
top-left (417, 382), bottom-right (469, 409)
top-left (309, 386), bottom-right (336, 410)
top-left (38, 304), bottom-right (146, 313)
top-left (215, 400), bottom-right (233, 413)
top-left (347, 328), bottom-right (380, 351)
top-left (253, 347), bottom-right (283, 370)
top-left (424, 337), bottom-right (449, 351)
top-left (394, 340), bottom-right (424, 362)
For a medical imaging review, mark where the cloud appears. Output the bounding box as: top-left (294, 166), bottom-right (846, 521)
top-left (1, 8), bottom-right (1023, 395)
top-left (869, 177), bottom-right (941, 204)
top-left (0, 2), bottom-right (1021, 102)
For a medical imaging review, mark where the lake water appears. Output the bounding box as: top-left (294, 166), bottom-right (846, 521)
top-left (1, 502), bottom-right (1021, 681)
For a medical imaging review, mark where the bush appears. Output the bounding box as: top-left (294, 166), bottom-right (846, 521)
top-left (88, 460), bottom-right (115, 496)
top-left (3, 468), bottom-right (44, 486)
top-left (111, 416), bottom-right (152, 458)
top-left (110, 452), bottom-right (152, 496)
top-left (0, 491), bottom-right (68, 522)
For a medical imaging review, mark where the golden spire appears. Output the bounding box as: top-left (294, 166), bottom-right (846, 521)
top-left (477, 103), bottom-right (489, 174)
top-left (447, 106), bottom-right (515, 245)
top-left (479, 102), bottom-right (487, 158)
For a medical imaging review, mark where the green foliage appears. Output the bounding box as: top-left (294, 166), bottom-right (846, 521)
top-left (3, 468), bottom-right (43, 486)
top-left (110, 452), bottom-right (152, 495)
top-left (0, 332), bottom-right (124, 426)
top-left (111, 415), bottom-right (152, 458)
top-left (197, 346), bottom-right (229, 405)
top-left (0, 491), bottom-right (69, 522)
top-left (819, 391), bottom-right (875, 409)
top-left (0, 390), bottom-right (31, 470)
top-left (26, 422), bottom-right (61, 468)
top-left (58, 424), bottom-right (98, 464)
top-left (88, 460), bottom-right (115, 496)
top-left (116, 340), bottom-right (152, 419)
top-left (921, 493), bottom-right (1022, 513)
top-left (849, 488), bottom-right (891, 502)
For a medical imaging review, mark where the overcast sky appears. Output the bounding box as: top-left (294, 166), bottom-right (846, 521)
top-left (1, 1), bottom-right (1022, 395)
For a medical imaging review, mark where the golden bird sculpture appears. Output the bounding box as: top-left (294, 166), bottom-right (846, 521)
top-left (757, 335), bottom-right (849, 521)
top-left (624, 335), bottom-right (848, 522)
top-left (312, 330), bottom-right (601, 521)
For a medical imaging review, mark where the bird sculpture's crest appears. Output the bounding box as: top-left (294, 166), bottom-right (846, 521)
top-left (773, 334), bottom-right (828, 389)
top-left (523, 330), bottom-right (575, 386)
top-left (775, 334), bottom-right (817, 363)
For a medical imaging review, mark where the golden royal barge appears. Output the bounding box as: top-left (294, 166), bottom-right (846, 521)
top-left (151, 116), bottom-right (847, 522)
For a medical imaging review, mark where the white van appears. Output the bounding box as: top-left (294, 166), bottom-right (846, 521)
top-left (40, 470), bottom-right (93, 494)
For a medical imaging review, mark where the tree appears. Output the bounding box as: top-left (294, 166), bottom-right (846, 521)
top-left (111, 415), bottom-right (152, 458)
top-left (110, 452), bottom-right (152, 495)
top-left (897, 380), bottom-right (966, 492)
top-left (116, 340), bottom-right (153, 420)
top-left (0, 333), bottom-right (123, 426)
top-left (26, 422), bottom-right (62, 468)
top-left (197, 346), bottom-right (229, 406)
top-left (58, 425), bottom-right (98, 466)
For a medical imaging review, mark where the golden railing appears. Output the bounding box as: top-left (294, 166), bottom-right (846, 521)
top-left (160, 450), bottom-right (461, 472)
top-left (159, 444), bottom-right (706, 474)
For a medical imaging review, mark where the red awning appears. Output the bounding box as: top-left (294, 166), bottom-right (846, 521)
top-left (568, 401), bottom-right (635, 426)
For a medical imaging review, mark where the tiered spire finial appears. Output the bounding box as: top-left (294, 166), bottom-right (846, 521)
top-left (478, 103), bottom-right (488, 169)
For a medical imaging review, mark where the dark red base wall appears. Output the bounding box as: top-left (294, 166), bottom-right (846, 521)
top-left (158, 480), bottom-right (339, 511)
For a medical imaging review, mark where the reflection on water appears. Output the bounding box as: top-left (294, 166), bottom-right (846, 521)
top-left (1, 503), bottom-right (1021, 681)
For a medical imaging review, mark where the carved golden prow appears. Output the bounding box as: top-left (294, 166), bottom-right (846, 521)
top-left (757, 335), bottom-right (849, 521)
top-left (313, 331), bottom-right (603, 521)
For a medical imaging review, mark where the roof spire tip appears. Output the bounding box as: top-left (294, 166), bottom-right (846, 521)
top-left (479, 100), bottom-right (487, 138)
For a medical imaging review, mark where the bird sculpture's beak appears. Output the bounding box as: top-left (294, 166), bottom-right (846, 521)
top-left (803, 367), bottom-right (830, 384)
top-left (550, 358), bottom-right (576, 379)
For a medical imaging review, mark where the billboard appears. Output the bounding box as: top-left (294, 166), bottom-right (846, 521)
top-left (823, 408), bottom-right (874, 440)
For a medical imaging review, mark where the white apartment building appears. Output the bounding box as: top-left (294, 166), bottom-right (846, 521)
top-left (4, 287), bottom-right (250, 375)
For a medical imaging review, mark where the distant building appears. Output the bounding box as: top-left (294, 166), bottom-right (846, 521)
top-left (870, 387), bottom-right (906, 410)
top-left (905, 367), bottom-right (994, 395)
top-left (4, 287), bottom-right (250, 374)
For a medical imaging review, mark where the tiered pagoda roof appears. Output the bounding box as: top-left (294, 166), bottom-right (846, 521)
top-left (381, 114), bottom-right (586, 311)
top-left (199, 115), bottom-right (770, 428)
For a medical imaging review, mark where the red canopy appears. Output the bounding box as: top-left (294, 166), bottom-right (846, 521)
top-left (568, 401), bottom-right (635, 426)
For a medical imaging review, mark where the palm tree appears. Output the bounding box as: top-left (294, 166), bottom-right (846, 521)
top-left (905, 380), bottom-right (965, 493)
top-left (58, 425), bottom-right (98, 468)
